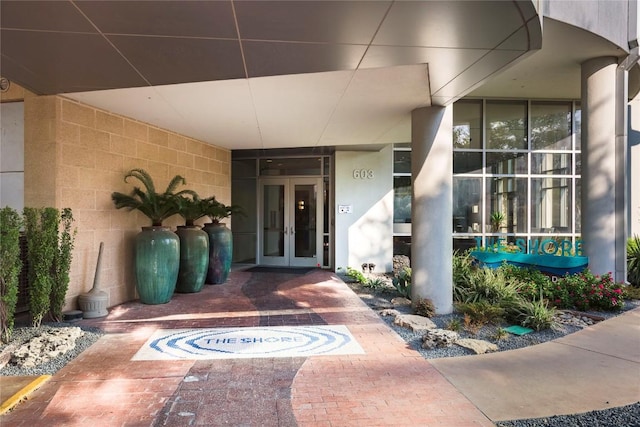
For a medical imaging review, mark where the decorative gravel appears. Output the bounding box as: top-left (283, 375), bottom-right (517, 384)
top-left (0, 322), bottom-right (104, 377)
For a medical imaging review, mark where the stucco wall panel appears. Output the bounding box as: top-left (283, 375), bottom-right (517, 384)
top-left (335, 147), bottom-right (393, 273)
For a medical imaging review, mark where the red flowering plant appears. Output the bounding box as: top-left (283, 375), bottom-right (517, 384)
top-left (549, 270), bottom-right (624, 311)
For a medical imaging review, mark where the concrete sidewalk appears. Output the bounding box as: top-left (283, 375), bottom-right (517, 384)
top-left (1, 268), bottom-right (638, 426)
top-left (431, 306), bottom-right (640, 422)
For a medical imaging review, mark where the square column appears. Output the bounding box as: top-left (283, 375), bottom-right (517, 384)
top-left (411, 106), bottom-right (453, 314)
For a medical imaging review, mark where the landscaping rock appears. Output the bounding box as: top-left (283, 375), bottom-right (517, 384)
top-left (379, 309), bottom-right (401, 317)
top-left (11, 327), bottom-right (84, 368)
top-left (391, 297), bottom-right (412, 307)
top-left (394, 314), bottom-right (436, 332)
top-left (392, 255), bottom-right (410, 276)
top-left (422, 329), bottom-right (459, 349)
top-left (455, 338), bottom-right (498, 354)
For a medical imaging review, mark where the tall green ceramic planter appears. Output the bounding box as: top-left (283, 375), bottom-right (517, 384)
top-left (175, 226), bottom-right (209, 293)
top-left (203, 222), bottom-right (232, 284)
top-left (135, 226), bottom-right (179, 304)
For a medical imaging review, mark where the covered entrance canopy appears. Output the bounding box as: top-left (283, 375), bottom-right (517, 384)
top-left (2, 0), bottom-right (542, 149)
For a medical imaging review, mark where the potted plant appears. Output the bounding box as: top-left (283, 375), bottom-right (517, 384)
top-left (111, 169), bottom-right (187, 304)
top-left (174, 193), bottom-right (209, 293)
top-left (201, 197), bottom-right (243, 284)
top-left (490, 211), bottom-right (505, 233)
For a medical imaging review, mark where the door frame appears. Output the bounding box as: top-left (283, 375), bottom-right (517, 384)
top-left (258, 177), bottom-right (323, 267)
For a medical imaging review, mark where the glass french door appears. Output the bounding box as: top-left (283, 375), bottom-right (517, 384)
top-left (259, 178), bottom-right (322, 267)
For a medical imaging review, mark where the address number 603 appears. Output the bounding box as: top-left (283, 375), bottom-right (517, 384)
top-left (353, 169), bottom-right (374, 179)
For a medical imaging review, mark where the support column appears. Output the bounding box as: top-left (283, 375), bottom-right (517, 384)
top-left (581, 57), bottom-right (627, 282)
top-left (411, 106), bottom-right (453, 314)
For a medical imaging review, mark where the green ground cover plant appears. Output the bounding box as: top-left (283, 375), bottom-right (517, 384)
top-left (452, 250), bottom-right (632, 331)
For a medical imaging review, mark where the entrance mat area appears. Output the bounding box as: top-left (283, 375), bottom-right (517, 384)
top-left (244, 266), bottom-right (316, 274)
top-left (132, 325), bottom-right (364, 360)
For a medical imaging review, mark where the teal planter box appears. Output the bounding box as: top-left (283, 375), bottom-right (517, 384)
top-left (135, 226), bottom-right (179, 304)
top-left (470, 251), bottom-right (589, 276)
top-left (175, 226), bottom-right (209, 293)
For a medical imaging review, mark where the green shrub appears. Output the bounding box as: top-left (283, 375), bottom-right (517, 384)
top-left (491, 327), bottom-right (509, 341)
top-left (392, 267), bottom-right (412, 299)
top-left (49, 208), bottom-right (76, 323)
top-left (24, 207), bottom-right (60, 327)
top-left (510, 294), bottom-right (557, 331)
top-left (445, 318), bottom-right (462, 332)
top-left (499, 264), bottom-right (551, 302)
top-left (452, 250), bottom-right (474, 302)
top-left (460, 267), bottom-right (521, 307)
top-left (0, 207), bottom-right (23, 343)
top-left (365, 277), bottom-right (387, 291)
top-left (413, 298), bottom-right (435, 317)
top-left (628, 235), bottom-right (640, 286)
top-left (623, 284), bottom-right (640, 300)
top-left (455, 301), bottom-right (505, 328)
top-left (345, 267), bottom-right (367, 284)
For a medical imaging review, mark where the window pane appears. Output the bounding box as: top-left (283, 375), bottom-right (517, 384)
top-left (453, 100), bottom-right (482, 149)
top-left (453, 152), bottom-right (482, 174)
top-left (453, 177), bottom-right (482, 233)
top-left (575, 178), bottom-right (581, 232)
top-left (575, 153), bottom-right (581, 175)
top-left (531, 102), bottom-right (572, 150)
top-left (453, 237), bottom-right (478, 252)
top-left (231, 179), bottom-right (256, 233)
top-left (531, 153), bottom-right (571, 175)
top-left (486, 177), bottom-right (527, 233)
top-left (393, 236), bottom-right (411, 258)
top-left (531, 178), bottom-right (571, 232)
top-left (486, 152), bottom-right (527, 174)
top-left (393, 150), bottom-right (411, 174)
top-left (259, 157), bottom-right (321, 176)
top-left (486, 101), bottom-right (527, 150)
top-left (394, 176), bottom-right (412, 224)
top-left (575, 104), bottom-right (581, 151)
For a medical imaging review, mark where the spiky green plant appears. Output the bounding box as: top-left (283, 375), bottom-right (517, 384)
top-left (392, 267), bottom-right (412, 299)
top-left (511, 293), bottom-right (557, 331)
top-left (452, 250), bottom-right (474, 302)
top-left (627, 235), bottom-right (640, 286)
top-left (111, 169), bottom-right (190, 226)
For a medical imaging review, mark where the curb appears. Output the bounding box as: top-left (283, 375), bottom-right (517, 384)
top-left (0, 375), bottom-right (51, 415)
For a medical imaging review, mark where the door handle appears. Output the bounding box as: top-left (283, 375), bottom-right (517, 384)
top-left (290, 226), bottom-right (295, 234)
top-left (284, 227), bottom-right (288, 235)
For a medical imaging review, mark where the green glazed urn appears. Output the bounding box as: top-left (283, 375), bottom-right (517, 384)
top-left (175, 225), bottom-right (209, 293)
top-left (135, 226), bottom-right (179, 304)
top-left (203, 222), bottom-right (233, 284)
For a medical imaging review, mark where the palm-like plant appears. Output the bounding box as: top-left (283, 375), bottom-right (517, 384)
top-left (111, 169), bottom-right (189, 226)
top-left (175, 193), bottom-right (208, 226)
top-left (201, 196), bottom-right (244, 224)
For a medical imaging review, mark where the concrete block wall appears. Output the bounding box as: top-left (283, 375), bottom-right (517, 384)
top-left (22, 94), bottom-right (231, 311)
